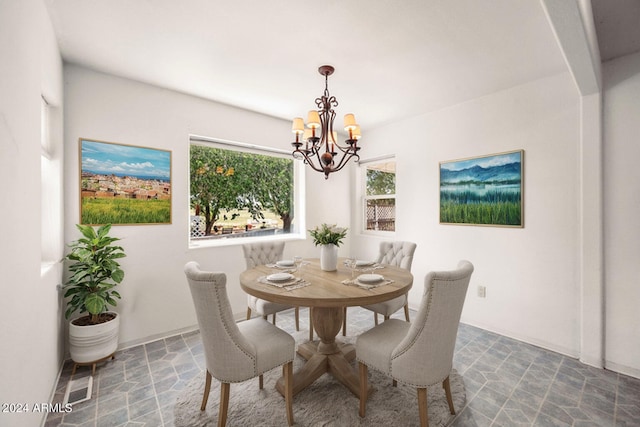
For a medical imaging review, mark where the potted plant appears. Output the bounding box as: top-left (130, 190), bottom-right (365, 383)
top-left (63, 224), bottom-right (125, 368)
top-left (309, 223), bottom-right (347, 271)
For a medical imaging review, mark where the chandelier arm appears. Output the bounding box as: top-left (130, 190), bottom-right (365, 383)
top-left (330, 140), bottom-right (353, 152)
top-left (332, 151), bottom-right (358, 172)
top-left (294, 149), bottom-right (326, 174)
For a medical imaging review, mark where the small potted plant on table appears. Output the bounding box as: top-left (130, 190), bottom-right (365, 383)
top-left (309, 223), bottom-right (348, 271)
top-left (64, 223), bottom-right (126, 374)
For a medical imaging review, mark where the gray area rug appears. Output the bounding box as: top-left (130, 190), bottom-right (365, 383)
top-left (173, 331), bottom-right (466, 427)
top-left (174, 331), bottom-right (465, 426)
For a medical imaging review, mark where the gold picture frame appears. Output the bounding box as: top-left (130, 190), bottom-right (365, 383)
top-left (79, 138), bottom-right (172, 225)
top-left (439, 149), bottom-right (523, 227)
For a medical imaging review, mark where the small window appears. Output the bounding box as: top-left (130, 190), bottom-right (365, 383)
top-left (41, 96), bottom-right (59, 265)
top-left (189, 137), bottom-right (303, 245)
top-left (363, 159), bottom-right (396, 232)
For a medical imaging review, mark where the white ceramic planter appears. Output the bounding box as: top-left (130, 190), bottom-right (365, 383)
top-left (69, 312), bottom-right (120, 364)
top-left (320, 244), bottom-right (338, 271)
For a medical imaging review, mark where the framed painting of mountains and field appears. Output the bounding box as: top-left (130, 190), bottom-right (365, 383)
top-left (439, 150), bottom-right (523, 227)
top-left (79, 138), bottom-right (172, 225)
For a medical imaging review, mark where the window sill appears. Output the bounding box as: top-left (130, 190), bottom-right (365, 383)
top-left (189, 231), bottom-right (306, 250)
top-left (41, 260), bottom-right (62, 279)
top-left (359, 229), bottom-right (396, 238)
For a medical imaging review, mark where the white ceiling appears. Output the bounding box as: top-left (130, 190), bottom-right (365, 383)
top-left (43, 0), bottom-right (627, 131)
top-left (591, 0), bottom-right (640, 62)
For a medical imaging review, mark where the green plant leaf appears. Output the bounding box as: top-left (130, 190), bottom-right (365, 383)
top-left (63, 223), bottom-right (125, 322)
top-left (84, 293), bottom-right (106, 315)
top-left (77, 223), bottom-right (97, 240)
top-left (111, 269), bottom-right (124, 283)
top-left (97, 223), bottom-right (112, 238)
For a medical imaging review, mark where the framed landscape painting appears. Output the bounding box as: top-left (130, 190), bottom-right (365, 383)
top-left (79, 138), bottom-right (172, 225)
top-left (439, 150), bottom-right (523, 227)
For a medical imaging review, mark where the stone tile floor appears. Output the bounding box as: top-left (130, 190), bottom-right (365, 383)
top-left (46, 307), bottom-right (640, 426)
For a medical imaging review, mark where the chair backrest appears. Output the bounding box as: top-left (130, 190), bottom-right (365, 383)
top-left (242, 241), bottom-right (285, 269)
top-left (376, 241), bottom-right (417, 272)
top-left (184, 261), bottom-right (257, 382)
top-left (390, 260), bottom-right (474, 387)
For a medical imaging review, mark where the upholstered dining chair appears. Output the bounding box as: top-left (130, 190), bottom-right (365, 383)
top-left (242, 242), bottom-right (300, 331)
top-left (184, 261), bottom-right (295, 427)
top-left (342, 240), bottom-right (417, 336)
top-left (356, 260), bottom-right (474, 427)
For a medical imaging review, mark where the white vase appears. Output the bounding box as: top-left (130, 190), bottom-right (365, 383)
top-left (320, 244), bottom-right (339, 271)
top-left (69, 312), bottom-right (120, 364)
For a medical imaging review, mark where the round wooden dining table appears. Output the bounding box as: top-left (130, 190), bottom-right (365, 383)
top-left (239, 257), bottom-right (413, 399)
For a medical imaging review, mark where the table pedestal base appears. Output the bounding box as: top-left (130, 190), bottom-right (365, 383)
top-left (275, 307), bottom-right (374, 399)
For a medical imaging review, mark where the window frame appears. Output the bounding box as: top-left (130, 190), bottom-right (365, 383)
top-left (188, 135), bottom-right (306, 249)
top-left (358, 155), bottom-right (397, 236)
top-left (41, 96), bottom-right (62, 271)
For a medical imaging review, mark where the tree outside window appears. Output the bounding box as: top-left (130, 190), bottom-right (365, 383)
top-left (190, 144), bottom-right (294, 239)
top-left (364, 160), bottom-right (396, 232)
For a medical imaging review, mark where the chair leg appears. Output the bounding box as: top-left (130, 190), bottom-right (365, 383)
top-left (384, 315), bottom-right (390, 321)
top-left (201, 370), bottom-right (212, 411)
top-left (374, 313), bottom-right (379, 325)
top-left (342, 307), bottom-right (347, 336)
top-left (417, 387), bottom-right (429, 427)
top-left (272, 313), bottom-right (276, 325)
top-left (246, 307), bottom-right (252, 320)
top-left (218, 382), bottom-right (230, 427)
top-left (309, 308), bottom-right (314, 341)
top-left (404, 303), bottom-right (410, 322)
top-left (359, 362), bottom-right (368, 418)
top-left (443, 376), bottom-right (455, 414)
top-left (259, 374), bottom-right (263, 389)
top-left (295, 307), bottom-right (300, 331)
top-left (284, 361), bottom-right (294, 426)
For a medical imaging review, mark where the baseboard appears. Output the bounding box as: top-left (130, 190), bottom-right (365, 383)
top-left (40, 359), bottom-right (66, 427)
top-left (458, 317), bottom-right (580, 359)
top-left (456, 318), bottom-right (640, 380)
top-left (116, 324), bottom-right (199, 351)
top-left (579, 355), bottom-right (604, 370)
top-left (113, 310), bottom-right (247, 351)
top-left (605, 360), bottom-right (640, 380)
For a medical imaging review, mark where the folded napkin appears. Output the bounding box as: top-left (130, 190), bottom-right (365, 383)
top-left (348, 263), bottom-right (385, 272)
top-left (258, 275), bottom-right (310, 290)
top-left (265, 264), bottom-right (297, 274)
top-left (341, 278), bottom-right (394, 289)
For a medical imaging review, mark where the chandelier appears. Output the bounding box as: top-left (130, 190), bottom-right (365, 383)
top-left (291, 65), bottom-right (361, 179)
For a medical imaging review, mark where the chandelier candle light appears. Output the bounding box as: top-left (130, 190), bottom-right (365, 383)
top-left (291, 65), bottom-right (361, 179)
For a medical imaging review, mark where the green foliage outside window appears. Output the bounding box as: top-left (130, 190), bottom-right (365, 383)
top-left (365, 162), bottom-right (396, 232)
top-left (190, 145), bottom-right (294, 236)
top-left (366, 169), bottom-right (395, 196)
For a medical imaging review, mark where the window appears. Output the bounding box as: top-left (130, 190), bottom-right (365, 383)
top-left (41, 96), bottom-right (61, 266)
top-left (362, 159), bottom-right (396, 232)
top-left (189, 136), bottom-right (304, 246)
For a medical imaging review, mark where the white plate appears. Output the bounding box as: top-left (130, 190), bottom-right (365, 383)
top-left (356, 260), bottom-right (375, 267)
top-left (267, 273), bottom-right (294, 282)
top-left (276, 260), bottom-right (294, 267)
top-left (357, 274), bottom-right (384, 283)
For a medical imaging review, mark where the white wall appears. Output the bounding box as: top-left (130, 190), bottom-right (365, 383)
top-left (352, 72), bottom-right (583, 357)
top-left (0, 1), bottom-right (64, 426)
top-left (602, 51), bottom-right (640, 378)
top-left (63, 65), bottom-right (351, 348)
